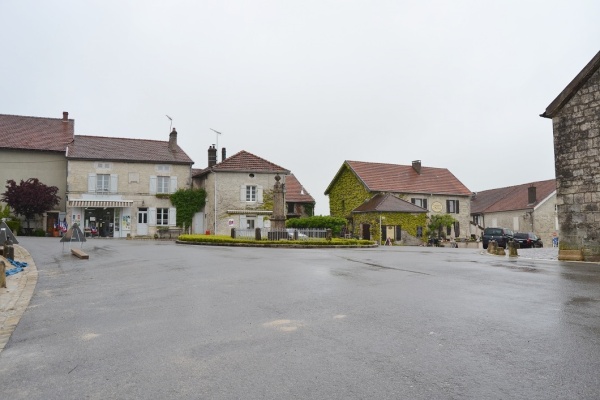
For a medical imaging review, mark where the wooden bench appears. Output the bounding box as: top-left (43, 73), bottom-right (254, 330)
top-left (71, 248), bottom-right (89, 259)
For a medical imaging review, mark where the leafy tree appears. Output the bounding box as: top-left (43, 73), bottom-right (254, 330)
top-left (2, 178), bottom-right (61, 231)
top-left (427, 214), bottom-right (456, 239)
top-left (169, 188), bottom-right (207, 230)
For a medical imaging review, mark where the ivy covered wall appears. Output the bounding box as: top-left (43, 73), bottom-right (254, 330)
top-left (328, 166), bottom-right (371, 218)
top-left (352, 211), bottom-right (427, 243)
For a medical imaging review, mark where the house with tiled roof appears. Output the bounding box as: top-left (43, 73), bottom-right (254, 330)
top-left (325, 160), bottom-right (472, 243)
top-left (471, 179), bottom-right (557, 246)
top-left (66, 128), bottom-right (194, 238)
top-left (351, 193), bottom-right (427, 244)
top-left (192, 147), bottom-right (297, 235)
top-left (541, 50), bottom-right (600, 261)
top-left (284, 174), bottom-right (315, 218)
top-left (0, 112), bottom-right (74, 234)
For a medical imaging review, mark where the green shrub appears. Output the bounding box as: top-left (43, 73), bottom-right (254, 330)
top-left (178, 234), bottom-right (374, 247)
top-left (34, 228), bottom-right (46, 237)
top-left (5, 220), bottom-right (20, 235)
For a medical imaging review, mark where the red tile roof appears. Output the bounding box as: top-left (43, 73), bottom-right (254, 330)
top-left (68, 135), bottom-right (193, 164)
top-left (326, 160), bottom-right (471, 196)
top-left (285, 174), bottom-right (315, 204)
top-left (471, 179), bottom-right (556, 214)
top-left (0, 113), bottom-right (74, 152)
top-left (353, 193), bottom-right (427, 213)
top-left (195, 150), bottom-right (289, 176)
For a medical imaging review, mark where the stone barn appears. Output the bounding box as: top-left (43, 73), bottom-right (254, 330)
top-left (541, 50), bottom-right (600, 261)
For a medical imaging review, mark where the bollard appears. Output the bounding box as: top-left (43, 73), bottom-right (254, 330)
top-left (255, 227), bottom-right (261, 241)
top-left (3, 238), bottom-right (14, 261)
top-left (0, 260), bottom-right (5, 288)
top-left (496, 246), bottom-right (506, 256)
top-left (231, 228), bottom-right (236, 239)
top-left (507, 241), bottom-right (518, 257)
top-left (487, 240), bottom-right (497, 254)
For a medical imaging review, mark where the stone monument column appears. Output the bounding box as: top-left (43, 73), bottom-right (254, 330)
top-left (271, 174), bottom-right (286, 230)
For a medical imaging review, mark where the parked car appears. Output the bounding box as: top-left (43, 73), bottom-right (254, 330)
top-left (482, 227), bottom-right (514, 249)
top-left (513, 232), bottom-right (543, 248)
top-left (286, 229), bottom-right (308, 240)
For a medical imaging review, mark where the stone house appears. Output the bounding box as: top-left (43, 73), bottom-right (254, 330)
top-left (66, 128), bottom-right (194, 238)
top-left (284, 174), bottom-right (316, 219)
top-left (192, 147), bottom-right (290, 236)
top-left (0, 111), bottom-right (74, 234)
top-left (541, 50), bottom-right (600, 260)
top-left (325, 160), bottom-right (472, 242)
top-left (470, 179), bottom-right (557, 246)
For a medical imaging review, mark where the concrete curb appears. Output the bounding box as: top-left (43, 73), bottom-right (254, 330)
top-left (0, 244), bottom-right (38, 354)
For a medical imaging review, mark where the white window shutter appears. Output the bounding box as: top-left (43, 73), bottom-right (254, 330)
top-left (149, 176), bottom-right (157, 195)
top-left (149, 207), bottom-right (157, 226)
top-left (240, 216), bottom-right (247, 229)
top-left (257, 217), bottom-right (264, 228)
top-left (257, 185), bottom-right (263, 203)
top-left (240, 185), bottom-right (246, 201)
top-left (110, 174), bottom-right (118, 194)
top-left (169, 208), bottom-right (176, 226)
top-left (169, 176), bottom-right (178, 194)
top-left (88, 173), bottom-right (96, 193)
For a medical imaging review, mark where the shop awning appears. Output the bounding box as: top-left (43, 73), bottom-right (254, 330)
top-left (68, 200), bottom-right (134, 208)
top-left (226, 209), bottom-right (273, 215)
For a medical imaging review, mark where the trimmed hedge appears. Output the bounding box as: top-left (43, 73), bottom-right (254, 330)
top-left (178, 234), bottom-right (374, 247)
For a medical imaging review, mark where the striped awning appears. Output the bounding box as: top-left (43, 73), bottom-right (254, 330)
top-left (68, 200), bottom-right (134, 208)
top-left (226, 209), bottom-right (273, 215)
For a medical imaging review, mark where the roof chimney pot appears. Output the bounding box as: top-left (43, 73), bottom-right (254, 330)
top-left (208, 145), bottom-right (217, 167)
top-left (412, 160), bottom-right (422, 174)
top-left (168, 128), bottom-right (177, 151)
top-left (62, 111), bottom-right (68, 122)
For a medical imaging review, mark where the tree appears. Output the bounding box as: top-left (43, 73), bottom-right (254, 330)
top-left (169, 188), bottom-right (207, 230)
top-left (427, 214), bottom-right (456, 239)
top-left (2, 178), bottom-right (60, 231)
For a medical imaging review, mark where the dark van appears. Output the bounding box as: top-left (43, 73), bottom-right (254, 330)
top-left (482, 227), bottom-right (514, 249)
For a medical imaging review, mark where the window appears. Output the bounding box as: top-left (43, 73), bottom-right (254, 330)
top-left (411, 198), bottom-right (428, 209)
top-left (287, 203), bottom-right (295, 214)
top-left (95, 162), bottom-right (111, 169)
top-left (156, 208), bottom-right (169, 225)
top-left (96, 174), bottom-right (110, 193)
top-left (246, 185), bottom-right (257, 202)
top-left (156, 164), bottom-right (171, 173)
top-left (446, 200), bottom-right (459, 214)
top-left (157, 176), bottom-right (170, 194)
top-left (473, 215), bottom-right (481, 226)
top-left (246, 219), bottom-right (255, 229)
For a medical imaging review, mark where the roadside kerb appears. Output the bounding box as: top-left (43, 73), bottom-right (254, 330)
top-left (0, 245), bottom-right (38, 353)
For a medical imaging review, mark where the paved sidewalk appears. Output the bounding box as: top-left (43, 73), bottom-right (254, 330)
top-left (0, 245), bottom-right (38, 353)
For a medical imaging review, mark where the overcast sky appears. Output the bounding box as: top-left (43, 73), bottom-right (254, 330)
top-left (1, 1), bottom-right (599, 215)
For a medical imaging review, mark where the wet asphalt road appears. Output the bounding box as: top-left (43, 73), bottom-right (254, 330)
top-left (1, 238), bottom-right (599, 399)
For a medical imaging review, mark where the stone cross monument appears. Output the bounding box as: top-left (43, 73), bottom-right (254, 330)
top-left (270, 174), bottom-right (286, 230)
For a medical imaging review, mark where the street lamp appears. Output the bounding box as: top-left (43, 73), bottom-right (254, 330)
top-left (209, 128), bottom-right (222, 234)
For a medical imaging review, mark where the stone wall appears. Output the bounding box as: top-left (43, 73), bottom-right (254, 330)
top-left (552, 67), bottom-right (600, 259)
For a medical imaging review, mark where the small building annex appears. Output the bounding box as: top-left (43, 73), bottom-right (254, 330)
top-left (470, 179), bottom-right (557, 246)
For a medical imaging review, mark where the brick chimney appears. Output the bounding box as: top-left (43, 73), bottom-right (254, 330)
top-left (412, 160), bottom-right (422, 174)
top-left (208, 145), bottom-right (217, 167)
top-left (221, 147), bottom-right (226, 161)
top-left (168, 128), bottom-right (177, 151)
top-left (62, 111), bottom-right (68, 122)
top-left (528, 185), bottom-right (537, 204)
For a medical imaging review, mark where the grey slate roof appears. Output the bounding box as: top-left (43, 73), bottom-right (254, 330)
top-left (67, 135), bottom-right (193, 164)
